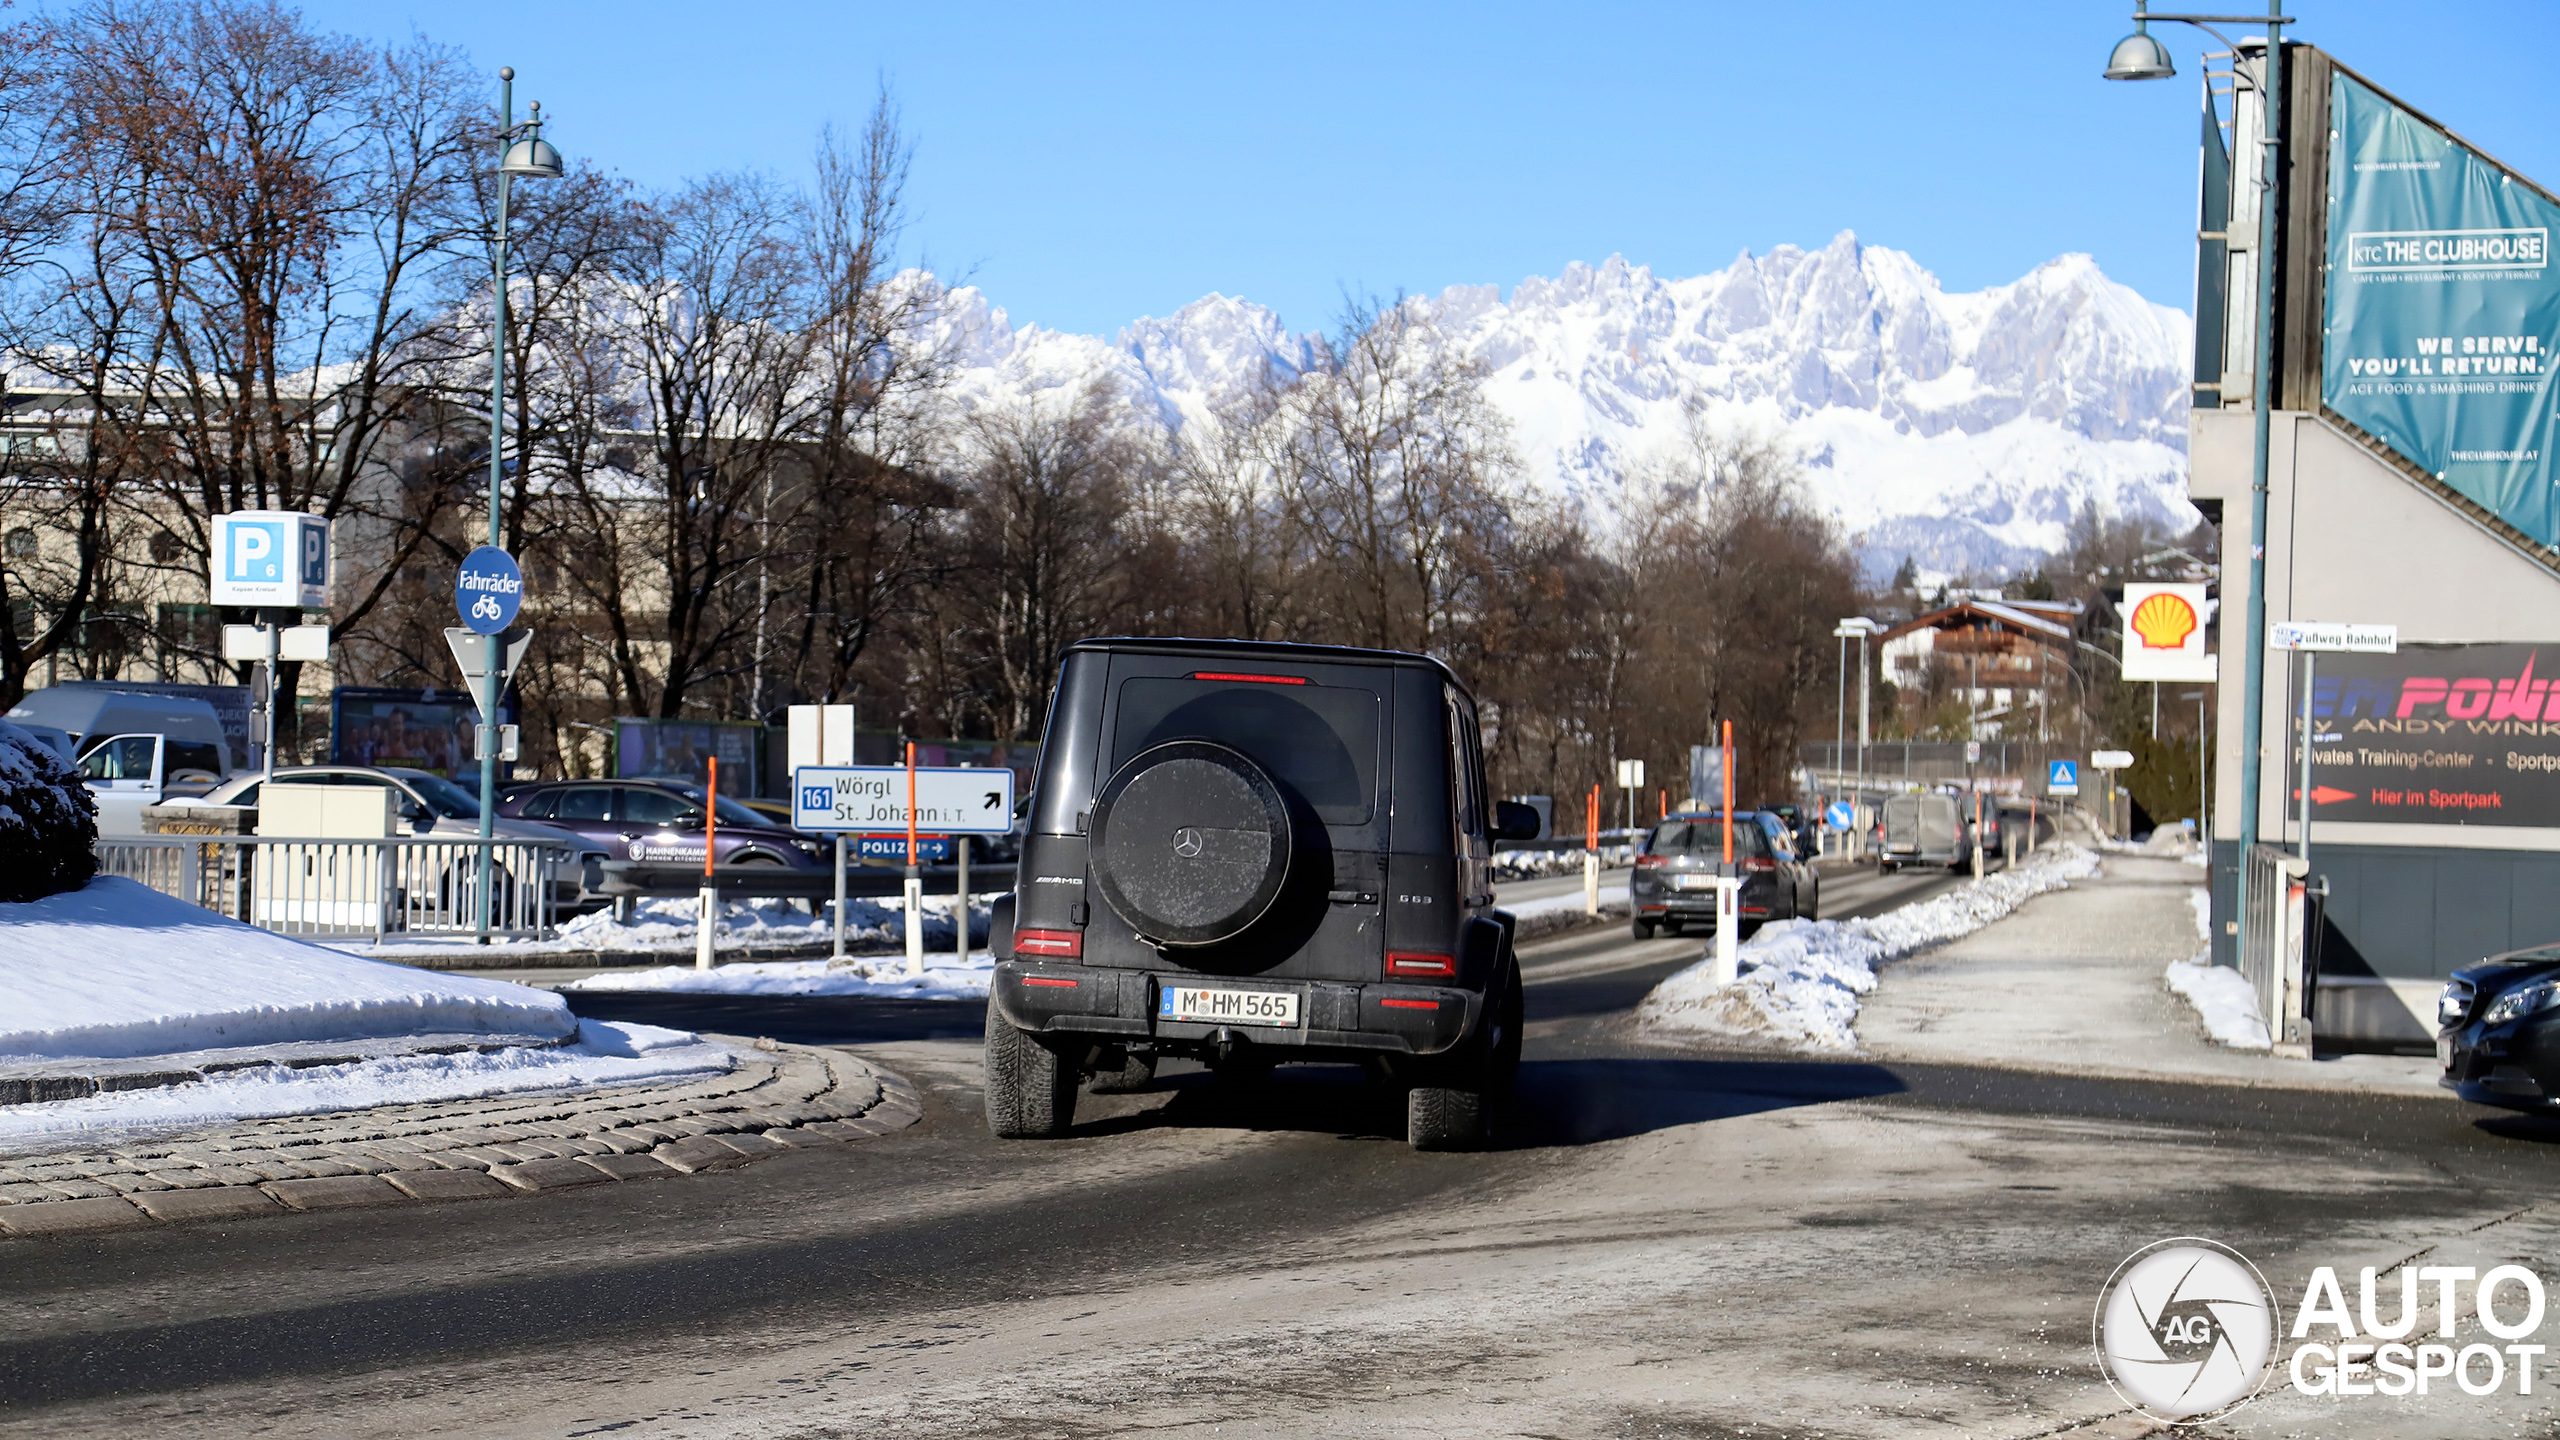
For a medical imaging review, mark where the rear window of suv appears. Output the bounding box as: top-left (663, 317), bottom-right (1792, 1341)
top-left (1647, 819), bottom-right (1771, 858)
top-left (1109, 677), bottom-right (1380, 824)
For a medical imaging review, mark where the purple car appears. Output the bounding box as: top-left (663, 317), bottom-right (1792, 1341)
top-left (495, 779), bottom-right (828, 870)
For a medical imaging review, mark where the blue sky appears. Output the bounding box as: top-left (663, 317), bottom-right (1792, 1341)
top-left (285, 1), bottom-right (2560, 339)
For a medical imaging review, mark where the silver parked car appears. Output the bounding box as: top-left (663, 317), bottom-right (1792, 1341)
top-left (194, 766), bottom-right (610, 906)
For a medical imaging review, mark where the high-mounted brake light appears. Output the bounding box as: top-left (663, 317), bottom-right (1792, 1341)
top-left (1014, 928), bottom-right (1083, 959)
top-left (1189, 671), bottom-right (1308, 685)
top-left (1385, 952), bottom-right (1454, 977)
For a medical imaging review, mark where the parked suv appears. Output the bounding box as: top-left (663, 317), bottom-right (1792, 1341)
top-left (496, 779), bottom-right (828, 870)
top-left (984, 638), bottom-right (1540, 1150)
top-left (1629, 811), bottom-right (1818, 939)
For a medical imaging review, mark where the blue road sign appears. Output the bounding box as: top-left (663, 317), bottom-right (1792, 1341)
top-left (856, 834), bottom-right (951, 862)
top-left (455, 546), bottom-right (524, 635)
top-left (1825, 801), bottom-right (1855, 829)
top-left (2048, 760), bottom-right (2080, 792)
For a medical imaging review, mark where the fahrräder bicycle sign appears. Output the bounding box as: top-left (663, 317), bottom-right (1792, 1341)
top-left (455, 546), bottom-right (524, 635)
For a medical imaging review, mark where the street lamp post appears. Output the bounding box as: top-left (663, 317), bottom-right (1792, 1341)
top-left (2106, 2), bottom-right (2289, 969)
top-left (475, 67), bottom-right (563, 940)
top-left (1833, 618), bottom-right (1878, 856)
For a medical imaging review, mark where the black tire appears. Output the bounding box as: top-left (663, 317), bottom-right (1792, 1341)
top-left (983, 1003), bottom-right (1078, 1138)
top-left (1802, 882), bottom-right (1819, 922)
top-left (1086, 1048), bottom-right (1156, 1094)
top-left (1632, 917), bottom-right (1656, 940)
top-left (1408, 965), bottom-right (1522, 1152)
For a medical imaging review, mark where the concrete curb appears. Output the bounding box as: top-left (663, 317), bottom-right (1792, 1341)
top-left (0, 1039), bottom-right (921, 1240)
top-left (0, 1032), bottom-right (580, 1108)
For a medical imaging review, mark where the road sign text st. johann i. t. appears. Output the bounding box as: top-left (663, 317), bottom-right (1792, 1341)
top-left (792, 765), bottom-right (1015, 835)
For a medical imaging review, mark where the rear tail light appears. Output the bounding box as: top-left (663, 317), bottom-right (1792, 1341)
top-left (1014, 927), bottom-right (1083, 959)
top-left (1635, 854), bottom-right (1666, 868)
top-left (1385, 952), bottom-right (1454, 977)
top-left (1743, 857), bottom-right (1777, 874)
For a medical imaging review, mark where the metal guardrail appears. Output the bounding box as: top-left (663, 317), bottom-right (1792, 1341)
top-left (596, 859), bottom-right (1016, 900)
top-left (2242, 843), bottom-right (2314, 1054)
top-left (95, 836), bottom-right (574, 942)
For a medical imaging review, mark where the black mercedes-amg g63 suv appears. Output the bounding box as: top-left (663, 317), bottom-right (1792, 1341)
top-left (983, 638), bottom-right (1539, 1150)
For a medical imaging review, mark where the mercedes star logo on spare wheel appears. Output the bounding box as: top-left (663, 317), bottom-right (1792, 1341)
top-left (2094, 1237), bottom-right (2279, 1423)
top-left (1171, 827), bottom-right (1204, 858)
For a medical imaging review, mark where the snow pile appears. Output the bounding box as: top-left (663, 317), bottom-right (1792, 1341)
top-left (0, 877), bottom-right (575, 1060)
top-left (0, 717), bottom-right (97, 903)
top-left (1492, 849), bottom-right (1584, 880)
top-left (1637, 845), bottom-right (2102, 1050)
top-left (566, 952), bottom-right (995, 1001)
top-left (2166, 961), bottom-right (2272, 1049)
top-left (2163, 883), bottom-right (2270, 1048)
top-left (0, 1020), bottom-right (731, 1154)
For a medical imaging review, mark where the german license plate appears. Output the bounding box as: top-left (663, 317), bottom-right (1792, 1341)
top-left (1159, 986), bottom-right (1300, 1027)
top-left (1672, 873), bottom-right (1713, 891)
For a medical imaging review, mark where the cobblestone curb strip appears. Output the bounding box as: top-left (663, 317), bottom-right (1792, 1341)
top-left (0, 1039), bottom-right (920, 1239)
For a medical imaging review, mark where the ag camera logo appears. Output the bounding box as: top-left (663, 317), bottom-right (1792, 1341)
top-left (2094, 1238), bottom-right (2278, 1422)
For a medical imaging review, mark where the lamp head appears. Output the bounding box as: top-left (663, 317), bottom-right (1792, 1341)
top-left (2103, 27), bottom-right (2178, 81)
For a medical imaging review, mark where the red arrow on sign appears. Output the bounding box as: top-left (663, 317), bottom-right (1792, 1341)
top-left (2295, 785), bottom-right (2358, 805)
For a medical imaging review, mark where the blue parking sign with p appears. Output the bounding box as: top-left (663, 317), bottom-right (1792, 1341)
top-left (229, 519), bottom-right (286, 582)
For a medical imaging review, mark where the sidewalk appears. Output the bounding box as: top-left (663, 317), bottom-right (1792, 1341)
top-left (1855, 850), bottom-right (2443, 1095)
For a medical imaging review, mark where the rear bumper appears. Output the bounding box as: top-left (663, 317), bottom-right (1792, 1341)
top-left (989, 960), bottom-right (1479, 1057)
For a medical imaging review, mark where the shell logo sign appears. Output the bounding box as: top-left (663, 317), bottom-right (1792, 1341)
top-left (2129, 590), bottom-right (2200, 650)
top-left (2121, 583), bottom-right (2217, 682)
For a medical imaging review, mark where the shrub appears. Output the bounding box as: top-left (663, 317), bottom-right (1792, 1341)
top-left (0, 720), bottom-right (97, 902)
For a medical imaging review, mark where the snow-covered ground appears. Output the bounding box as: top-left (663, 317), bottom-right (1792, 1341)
top-left (565, 952), bottom-right (996, 1001)
top-left (2164, 883), bottom-right (2271, 1048)
top-left (2, 877), bottom-right (575, 1061)
top-left (0, 1020), bottom-right (731, 1155)
top-left (344, 892), bottom-right (998, 962)
top-left (1637, 845), bottom-right (2102, 1050)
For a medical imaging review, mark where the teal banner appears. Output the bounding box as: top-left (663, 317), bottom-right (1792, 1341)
top-left (2326, 73), bottom-right (2560, 547)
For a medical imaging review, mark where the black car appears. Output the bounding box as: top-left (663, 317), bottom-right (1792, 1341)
top-left (494, 779), bottom-right (829, 870)
top-left (2438, 943), bottom-right (2560, 1109)
top-left (984, 637), bottom-right (1540, 1150)
top-left (1629, 810), bottom-right (1819, 940)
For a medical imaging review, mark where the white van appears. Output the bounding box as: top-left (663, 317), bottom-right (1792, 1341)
top-left (4, 687), bottom-right (237, 836)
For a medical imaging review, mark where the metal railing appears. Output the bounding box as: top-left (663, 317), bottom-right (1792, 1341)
top-left (95, 836), bottom-right (575, 942)
top-left (2241, 842), bottom-right (2314, 1054)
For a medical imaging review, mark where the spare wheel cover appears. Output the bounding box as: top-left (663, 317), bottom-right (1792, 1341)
top-left (1090, 741), bottom-right (1293, 947)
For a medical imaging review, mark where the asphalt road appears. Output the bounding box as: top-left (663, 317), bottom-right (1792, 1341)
top-left (7, 864), bottom-right (2559, 1438)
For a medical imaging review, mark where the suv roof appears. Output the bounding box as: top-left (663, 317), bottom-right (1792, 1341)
top-left (1064, 636), bottom-right (1472, 701)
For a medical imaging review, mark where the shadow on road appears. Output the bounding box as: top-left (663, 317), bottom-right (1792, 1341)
top-left (562, 990), bottom-right (989, 1047)
top-left (1068, 1054), bottom-right (1906, 1151)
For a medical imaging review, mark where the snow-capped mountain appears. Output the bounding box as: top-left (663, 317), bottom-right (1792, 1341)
top-left (916, 231), bottom-right (2195, 576)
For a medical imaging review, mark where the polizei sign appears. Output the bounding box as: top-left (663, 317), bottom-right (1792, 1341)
top-left (2325, 72), bottom-right (2560, 547)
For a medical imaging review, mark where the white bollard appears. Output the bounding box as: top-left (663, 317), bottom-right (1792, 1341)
top-left (903, 868), bottom-right (925, 977)
top-left (694, 884), bottom-right (718, 970)
top-left (1583, 849), bottom-right (1600, 916)
top-left (1710, 874), bottom-right (1740, 986)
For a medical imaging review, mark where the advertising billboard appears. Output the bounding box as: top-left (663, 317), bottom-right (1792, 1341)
top-left (615, 718), bottom-right (761, 798)
top-left (2324, 73), bottom-right (2560, 547)
top-left (2300, 642), bottom-right (2560, 828)
top-left (331, 687), bottom-right (498, 778)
